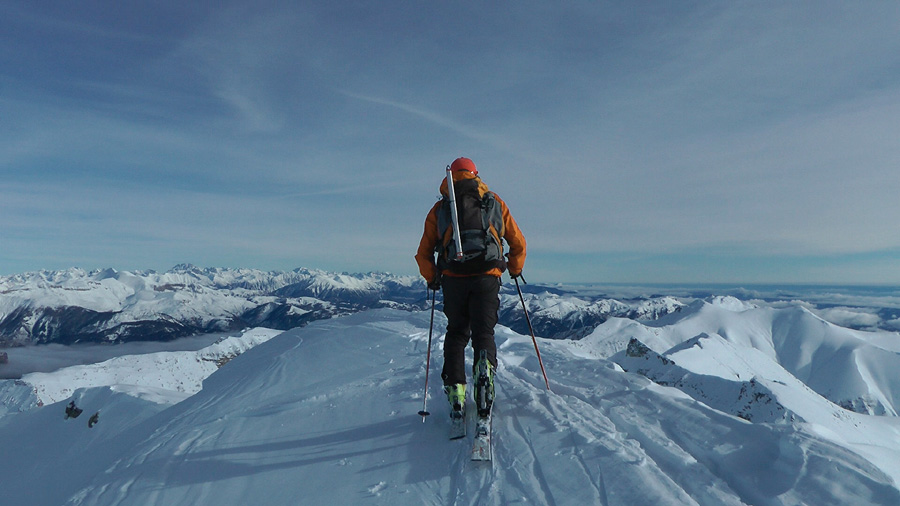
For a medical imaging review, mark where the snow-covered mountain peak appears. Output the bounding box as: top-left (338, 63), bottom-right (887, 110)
top-left (88, 267), bottom-right (120, 280)
top-left (170, 263), bottom-right (203, 274)
top-left (707, 294), bottom-right (757, 311)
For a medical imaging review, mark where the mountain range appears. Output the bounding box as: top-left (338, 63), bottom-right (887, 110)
top-left (0, 265), bottom-right (684, 346)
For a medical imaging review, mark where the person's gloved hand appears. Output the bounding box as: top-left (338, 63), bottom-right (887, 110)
top-left (427, 277), bottom-right (441, 291)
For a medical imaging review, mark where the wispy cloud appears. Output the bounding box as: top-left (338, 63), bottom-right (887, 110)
top-left (340, 92), bottom-right (470, 137)
top-left (3, 2), bottom-right (900, 283)
top-left (339, 91), bottom-right (523, 156)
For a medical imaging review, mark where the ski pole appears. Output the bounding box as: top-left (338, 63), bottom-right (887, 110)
top-left (418, 289), bottom-right (437, 421)
top-left (515, 276), bottom-right (551, 391)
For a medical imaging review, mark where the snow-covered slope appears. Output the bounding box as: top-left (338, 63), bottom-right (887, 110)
top-left (576, 296), bottom-right (900, 417)
top-left (0, 328), bottom-right (283, 414)
top-left (1, 308), bottom-right (899, 505)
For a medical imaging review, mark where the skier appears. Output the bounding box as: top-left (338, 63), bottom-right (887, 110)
top-left (415, 157), bottom-right (526, 423)
top-left (64, 400), bottom-right (83, 420)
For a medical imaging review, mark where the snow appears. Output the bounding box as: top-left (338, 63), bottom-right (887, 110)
top-left (1, 302), bottom-right (899, 505)
top-left (0, 328), bottom-right (283, 410)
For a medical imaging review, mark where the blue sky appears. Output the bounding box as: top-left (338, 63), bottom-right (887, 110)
top-left (2, 1), bottom-right (900, 284)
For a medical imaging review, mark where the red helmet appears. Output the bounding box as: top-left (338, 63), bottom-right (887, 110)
top-left (449, 157), bottom-right (477, 175)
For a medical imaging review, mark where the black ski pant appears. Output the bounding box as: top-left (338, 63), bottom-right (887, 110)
top-left (440, 274), bottom-right (501, 386)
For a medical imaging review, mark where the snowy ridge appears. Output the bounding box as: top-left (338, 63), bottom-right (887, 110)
top-left (0, 328), bottom-right (283, 412)
top-left (574, 296), bottom-right (900, 418)
top-left (1, 307), bottom-right (899, 505)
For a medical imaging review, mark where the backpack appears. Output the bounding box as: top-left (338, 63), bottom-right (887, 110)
top-left (436, 178), bottom-right (507, 275)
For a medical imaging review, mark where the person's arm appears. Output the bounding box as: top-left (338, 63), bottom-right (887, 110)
top-left (415, 202), bottom-right (443, 283)
top-left (496, 195), bottom-right (526, 276)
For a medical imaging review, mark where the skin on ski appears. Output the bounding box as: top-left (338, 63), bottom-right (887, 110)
top-left (449, 395), bottom-right (467, 439)
top-left (449, 411), bottom-right (466, 440)
top-left (471, 413), bottom-right (491, 461)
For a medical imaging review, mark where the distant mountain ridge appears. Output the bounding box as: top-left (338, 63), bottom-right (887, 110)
top-left (0, 266), bottom-right (421, 345)
top-left (0, 265), bottom-right (684, 346)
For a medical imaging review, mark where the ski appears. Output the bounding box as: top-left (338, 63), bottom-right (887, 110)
top-left (449, 409), bottom-right (466, 440)
top-left (471, 413), bottom-right (492, 461)
top-left (471, 349), bottom-right (494, 460)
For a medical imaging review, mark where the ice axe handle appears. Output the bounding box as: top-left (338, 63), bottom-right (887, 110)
top-left (445, 166), bottom-right (465, 261)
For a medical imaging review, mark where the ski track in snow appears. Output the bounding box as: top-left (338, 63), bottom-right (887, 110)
top-left (1, 307), bottom-right (900, 505)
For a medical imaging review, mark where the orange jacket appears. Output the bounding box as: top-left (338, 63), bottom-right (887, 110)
top-left (415, 171), bottom-right (526, 282)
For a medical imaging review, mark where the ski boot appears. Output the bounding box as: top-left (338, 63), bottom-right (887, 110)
top-left (474, 350), bottom-right (495, 417)
top-left (444, 383), bottom-right (466, 420)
